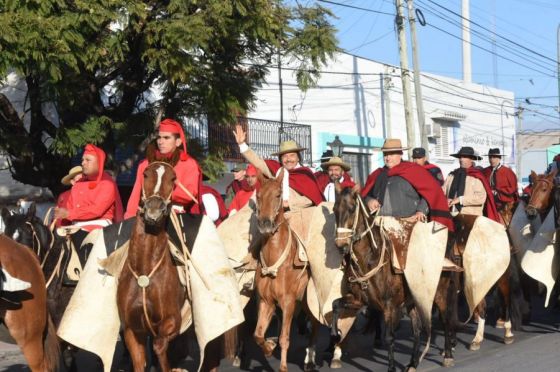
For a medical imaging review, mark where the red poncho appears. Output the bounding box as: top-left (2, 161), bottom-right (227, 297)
top-left (265, 160), bottom-right (324, 206)
top-left (362, 161), bottom-right (454, 231)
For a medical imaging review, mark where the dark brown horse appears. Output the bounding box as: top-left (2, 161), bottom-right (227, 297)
top-left (253, 170), bottom-right (319, 372)
top-left (117, 161), bottom-right (187, 372)
top-left (0, 234), bottom-right (60, 371)
top-left (526, 170), bottom-right (558, 222)
top-left (332, 185), bottom-right (458, 371)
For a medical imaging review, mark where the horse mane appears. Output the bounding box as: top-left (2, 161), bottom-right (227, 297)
top-left (145, 141), bottom-right (181, 166)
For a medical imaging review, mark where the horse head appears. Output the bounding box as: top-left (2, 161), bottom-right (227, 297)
top-left (526, 169), bottom-right (556, 220)
top-left (333, 183), bottom-right (360, 254)
top-left (140, 162), bottom-right (176, 227)
top-left (1, 203), bottom-right (51, 261)
top-left (255, 169), bottom-right (285, 235)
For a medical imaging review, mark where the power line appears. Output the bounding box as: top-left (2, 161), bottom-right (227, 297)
top-left (317, 0), bottom-right (395, 16)
top-left (424, 0), bottom-right (558, 65)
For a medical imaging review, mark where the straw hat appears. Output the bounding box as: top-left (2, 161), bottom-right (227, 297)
top-left (61, 166), bottom-right (83, 186)
top-left (321, 156), bottom-right (351, 171)
top-left (450, 146), bottom-right (482, 161)
top-left (271, 140), bottom-right (307, 157)
top-left (379, 138), bottom-right (409, 152)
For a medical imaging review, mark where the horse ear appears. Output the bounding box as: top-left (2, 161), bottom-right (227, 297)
top-left (256, 169), bottom-right (266, 186)
top-left (276, 167), bottom-right (285, 184)
top-left (334, 180), bottom-right (342, 195)
top-left (351, 183), bottom-right (361, 196)
top-left (530, 171), bottom-right (537, 184)
top-left (26, 202), bottom-right (36, 220)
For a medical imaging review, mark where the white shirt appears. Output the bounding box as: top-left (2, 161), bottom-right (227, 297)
top-left (202, 193), bottom-right (220, 222)
top-left (323, 176), bottom-right (344, 202)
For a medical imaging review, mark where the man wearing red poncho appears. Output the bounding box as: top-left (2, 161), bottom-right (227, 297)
top-left (55, 144), bottom-right (124, 232)
top-left (442, 146), bottom-right (500, 222)
top-left (228, 164), bottom-right (259, 216)
top-left (318, 156), bottom-right (355, 202)
top-left (361, 139), bottom-right (453, 231)
top-left (232, 125), bottom-right (323, 210)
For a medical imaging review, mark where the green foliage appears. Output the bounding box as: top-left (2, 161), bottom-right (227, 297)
top-left (0, 0), bottom-right (338, 190)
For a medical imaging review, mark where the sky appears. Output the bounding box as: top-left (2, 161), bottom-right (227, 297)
top-left (299, 0), bottom-right (560, 132)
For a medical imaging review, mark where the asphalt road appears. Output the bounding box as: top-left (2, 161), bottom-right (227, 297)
top-left (0, 296), bottom-right (558, 372)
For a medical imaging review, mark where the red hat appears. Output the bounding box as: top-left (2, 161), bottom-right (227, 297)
top-left (83, 144), bottom-right (106, 189)
top-left (246, 164), bottom-right (257, 176)
top-left (158, 118), bottom-right (188, 161)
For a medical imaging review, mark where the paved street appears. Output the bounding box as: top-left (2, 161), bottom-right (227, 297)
top-left (0, 296), bottom-right (558, 371)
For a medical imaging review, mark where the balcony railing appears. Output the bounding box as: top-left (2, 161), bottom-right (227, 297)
top-left (185, 117), bottom-right (313, 164)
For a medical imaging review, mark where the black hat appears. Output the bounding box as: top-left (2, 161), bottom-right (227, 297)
top-left (485, 148), bottom-right (502, 157)
top-left (450, 146), bottom-right (482, 161)
top-left (412, 147), bottom-right (426, 159)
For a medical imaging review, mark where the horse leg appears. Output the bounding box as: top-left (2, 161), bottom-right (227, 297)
top-left (436, 275), bottom-right (456, 367)
top-left (469, 301), bottom-right (486, 351)
top-left (405, 307), bottom-right (422, 372)
top-left (385, 308), bottom-right (399, 372)
top-left (254, 299), bottom-right (276, 357)
top-left (496, 271), bottom-right (515, 345)
top-left (153, 336), bottom-right (172, 372)
top-left (304, 316), bottom-right (319, 372)
top-left (278, 297), bottom-right (297, 372)
top-left (123, 328), bottom-right (147, 372)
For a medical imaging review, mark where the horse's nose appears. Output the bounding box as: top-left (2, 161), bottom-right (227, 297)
top-left (144, 199), bottom-right (166, 224)
top-left (526, 207), bottom-right (537, 220)
top-left (257, 218), bottom-right (275, 234)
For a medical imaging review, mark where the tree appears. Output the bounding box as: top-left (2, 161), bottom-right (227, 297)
top-left (0, 0), bottom-right (337, 195)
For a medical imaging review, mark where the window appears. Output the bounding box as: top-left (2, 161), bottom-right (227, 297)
top-left (343, 152), bottom-right (370, 185)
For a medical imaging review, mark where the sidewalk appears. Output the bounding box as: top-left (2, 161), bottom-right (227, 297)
top-left (0, 341), bottom-right (21, 358)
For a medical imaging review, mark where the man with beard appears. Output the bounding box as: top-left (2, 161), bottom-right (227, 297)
top-left (442, 146), bottom-right (499, 221)
top-left (228, 164), bottom-right (259, 215)
top-left (233, 124), bottom-right (323, 210)
top-left (361, 139), bottom-right (453, 230)
top-left (318, 156), bottom-right (355, 202)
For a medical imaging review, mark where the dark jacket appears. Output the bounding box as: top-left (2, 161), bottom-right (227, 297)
top-left (365, 175), bottom-right (428, 217)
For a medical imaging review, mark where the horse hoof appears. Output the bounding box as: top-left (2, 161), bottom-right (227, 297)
top-left (495, 319), bottom-right (505, 329)
top-left (406, 367), bottom-right (416, 372)
top-left (304, 362), bottom-right (315, 371)
top-left (279, 366), bottom-right (288, 372)
top-left (330, 359), bottom-right (342, 369)
top-left (504, 336), bottom-right (514, 345)
top-left (232, 356), bottom-right (241, 367)
top-left (443, 358), bottom-right (455, 368)
top-left (263, 339), bottom-right (277, 357)
top-left (469, 342), bottom-right (481, 351)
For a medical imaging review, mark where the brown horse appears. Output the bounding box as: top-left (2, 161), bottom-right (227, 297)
top-left (526, 169), bottom-right (557, 222)
top-left (117, 161), bottom-right (186, 372)
top-left (0, 234), bottom-right (60, 371)
top-left (331, 185), bottom-right (458, 371)
top-left (253, 170), bottom-right (319, 372)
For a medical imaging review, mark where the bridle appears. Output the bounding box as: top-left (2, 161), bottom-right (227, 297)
top-left (335, 195), bottom-right (387, 287)
top-left (140, 161), bottom-right (174, 216)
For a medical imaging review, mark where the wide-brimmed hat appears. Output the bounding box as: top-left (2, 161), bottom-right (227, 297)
top-left (378, 138), bottom-right (409, 152)
top-left (61, 166), bottom-right (83, 186)
top-left (321, 156), bottom-right (351, 171)
top-left (412, 147), bottom-right (426, 159)
top-left (450, 146), bottom-right (482, 161)
top-left (271, 140), bottom-right (306, 157)
top-left (485, 148), bottom-right (503, 158)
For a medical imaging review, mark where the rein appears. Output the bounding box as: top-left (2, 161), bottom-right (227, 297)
top-left (259, 221), bottom-right (291, 277)
top-left (337, 196), bottom-right (387, 286)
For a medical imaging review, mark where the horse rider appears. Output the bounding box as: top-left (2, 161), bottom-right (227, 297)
top-left (54, 144), bottom-right (124, 233)
top-left (318, 156), bottom-right (355, 202)
top-left (411, 147), bottom-right (444, 186)
top-left (200, 183), bottom-right (228, 226)
top-left (125, 118), bottom-right (202, 218)
top-left (56, 166), bottom-right (83, 227)
top-left (228, 164), bottom-right (259, 216)
top-left (361, 139), bottom-right (453, 230)
top-left (482, 148), bottom-right (518, 212)
top-left (233, 124), bottom-right (324, 210)
top-left (545, 153), bottom-right (560, 183)
top-left (225, 165), bottom-right (247, 206)
top-left (442, 146), bottom-right (499, 221)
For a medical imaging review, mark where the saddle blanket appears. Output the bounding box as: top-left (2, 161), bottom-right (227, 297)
top-left (57, 215), bottom-right (244, 372)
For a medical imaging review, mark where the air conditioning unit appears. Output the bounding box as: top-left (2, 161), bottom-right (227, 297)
top-left (425, 122), bottom-right (441, 138)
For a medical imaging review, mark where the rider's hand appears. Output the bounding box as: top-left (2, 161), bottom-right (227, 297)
top-left (54, 207), bottom-right (69, 220)
top-left (448, 198), bottom-right (459, 207)
top-left (414, 211), bottom-right (426, 222)
top-left (282, 200), bottom-right (289, 209)
top-left (367, 198), bottom-right (380, 213)
top-left (232, 124), bottom-right (246, 145)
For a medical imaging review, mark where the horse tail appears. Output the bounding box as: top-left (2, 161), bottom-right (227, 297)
top-left (508, 256), bottom-right (525, 331)
top-left (222, 326), bottom-right (238, 361)
top-left (43, 313), bottom-right (60, 372)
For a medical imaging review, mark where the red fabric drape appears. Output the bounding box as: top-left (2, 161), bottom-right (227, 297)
top-left (264, 160), bottom-right (324, 206)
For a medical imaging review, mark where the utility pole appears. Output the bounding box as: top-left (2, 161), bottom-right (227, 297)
top-left (557, 24), bottom-right (559, 119)
top-left (516, 104), bottom-right (523, 175)
top-left (278, 50), bottom-right (284, 143)
top-left (462, 0), bottom-right (472, 83)
top-left (395, 0), bottom-right (415, 155)
top-left (384, 67), bottom-right (393, 138)
top-left (407, 0), bottom-right (428, 152)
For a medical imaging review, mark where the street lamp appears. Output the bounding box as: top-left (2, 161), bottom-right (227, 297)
top-left (328, 136), bottom-right (345, 158)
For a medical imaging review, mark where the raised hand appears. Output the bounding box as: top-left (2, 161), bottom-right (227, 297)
top-left (232, 124), bottom-right (246, 145)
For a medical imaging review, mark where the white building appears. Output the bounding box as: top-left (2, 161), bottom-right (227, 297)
top-left (249, 52), bottom-right (516, 184)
